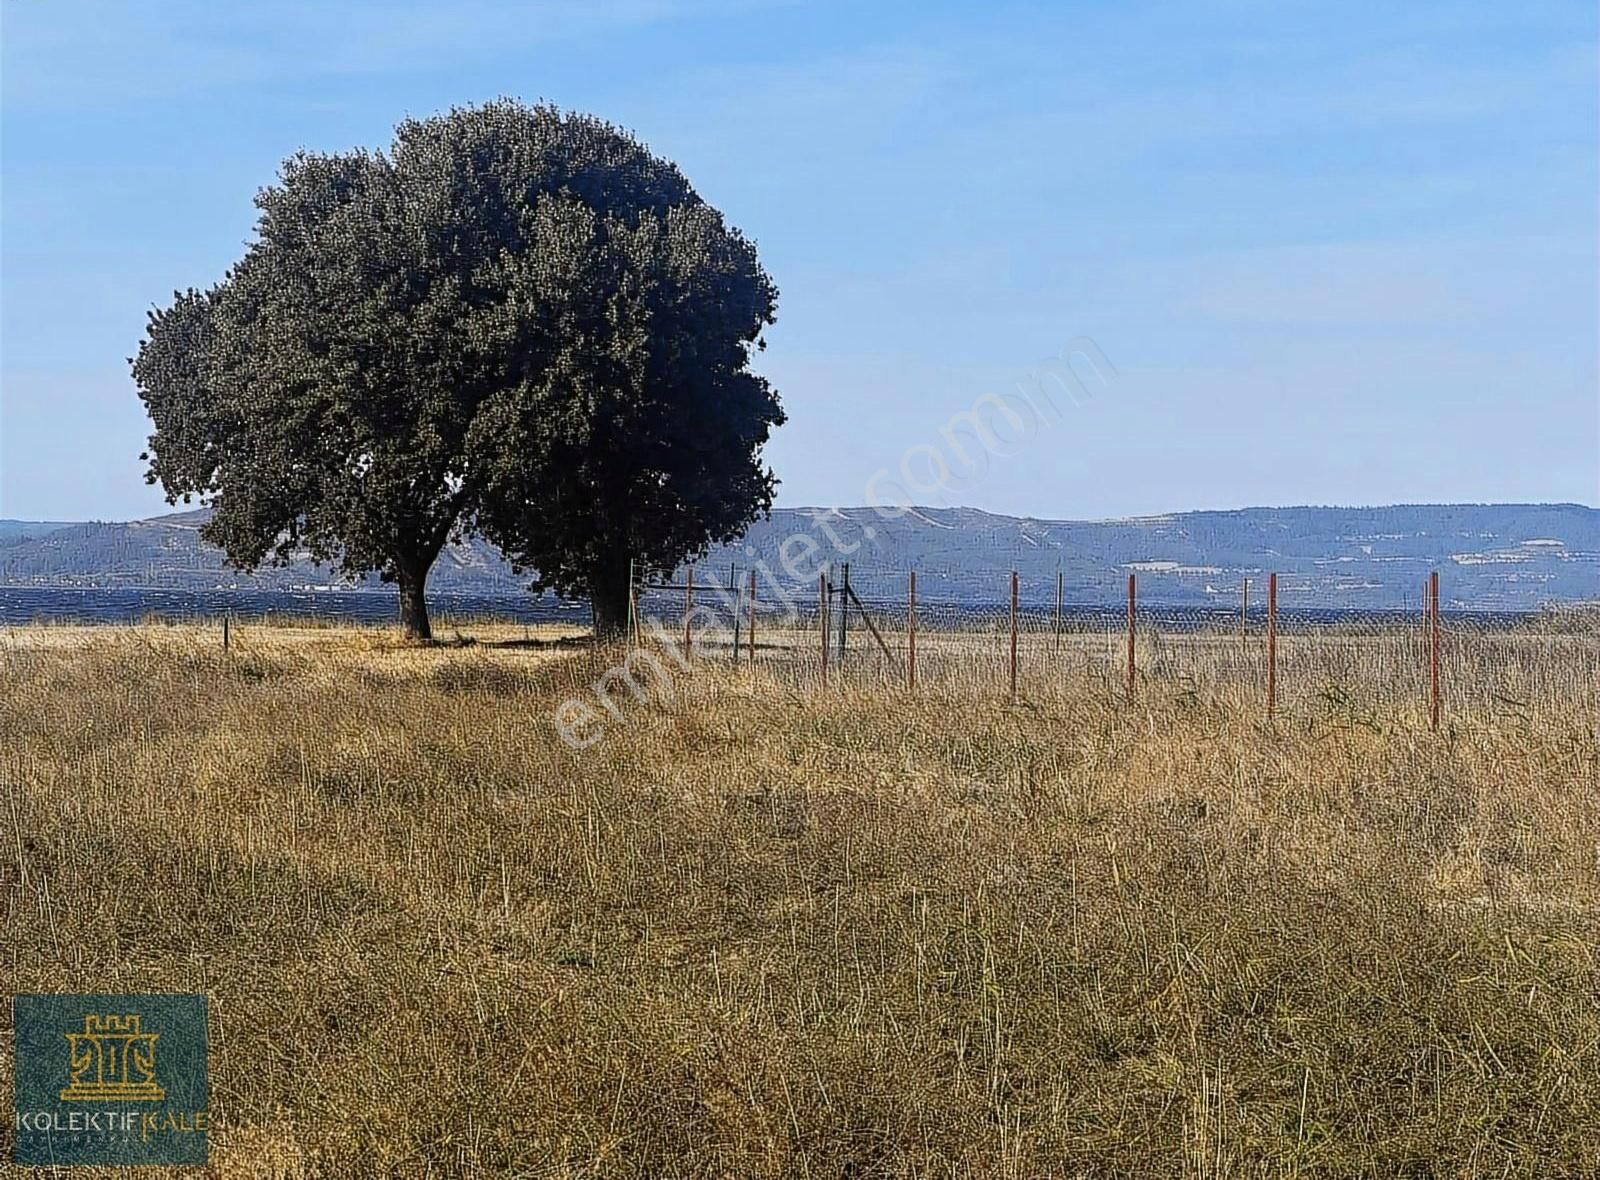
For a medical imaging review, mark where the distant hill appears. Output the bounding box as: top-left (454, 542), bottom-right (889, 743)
top-left (721, 503), bottom-right (1600, 610)
top-left (1, 503), bottom-right (1595, 609)
top-left (0, 520), bottom-right (73, 544)
top-left (0, 509), bottom-right (522, 595)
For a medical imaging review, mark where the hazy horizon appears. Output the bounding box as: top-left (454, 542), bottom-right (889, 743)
top-left (6, 497), bottom-right (1598, 528)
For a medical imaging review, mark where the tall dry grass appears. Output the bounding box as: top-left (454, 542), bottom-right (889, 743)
top-left (2, 622), bottom-right (1597, 1177)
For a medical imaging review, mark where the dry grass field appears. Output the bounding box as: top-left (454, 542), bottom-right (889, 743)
top-left (3, 620), bottom-right (1598, 1177)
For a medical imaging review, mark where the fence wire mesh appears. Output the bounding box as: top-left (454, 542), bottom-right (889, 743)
top-left (635, 566), bottom-right (1597, 724)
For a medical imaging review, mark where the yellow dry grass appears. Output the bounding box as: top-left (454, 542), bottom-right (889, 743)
top-left (2, 622), bottom-right (1597, 1177)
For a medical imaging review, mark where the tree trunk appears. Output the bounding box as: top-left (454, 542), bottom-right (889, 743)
top-left (397, 562), bottom-right (432, 642)
top-left (590, 554), bottom-right (633, 641)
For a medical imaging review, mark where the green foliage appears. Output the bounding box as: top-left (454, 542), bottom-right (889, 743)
top-left (133, 99), bottom-right (781, 636)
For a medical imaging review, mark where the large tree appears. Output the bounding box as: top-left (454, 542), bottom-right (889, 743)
top-left (133, 100), bottom-right (781, 640)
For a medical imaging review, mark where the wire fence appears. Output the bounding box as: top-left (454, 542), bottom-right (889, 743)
top-left (634, 564), bottom-right (1598, 726)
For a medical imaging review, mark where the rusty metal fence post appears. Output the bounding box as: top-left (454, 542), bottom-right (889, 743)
top-left (747, 569), bottom-right (757, 664)
top-left (1266, 572), bottom-right (1278, 719)
top-left (1009, 570), bottom-right (1019, 699)
top-left (818, 571), bottom-right (829, 680)
top-left (683, 567), bottom-right (695, 661)
top-left (1125, 573), bottom-right (1136, 705)
top-left (908, 570), bottom-right (917, 691)
top-left (837, 563), bottom-right (850, 665)
top-left (1054, 569), bottom-right (1063, 652)
top-left (1430, 569), bottom-right (1440, 732)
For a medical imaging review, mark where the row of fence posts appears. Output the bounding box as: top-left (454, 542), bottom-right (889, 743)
top-left (1115, 569), bottom-right (1437, 729)
top-left (637, 563), bottom-right (1445, 731)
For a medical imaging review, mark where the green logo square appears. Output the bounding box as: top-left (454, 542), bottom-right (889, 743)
top-left (12, 994), bottom-right (210, 1166)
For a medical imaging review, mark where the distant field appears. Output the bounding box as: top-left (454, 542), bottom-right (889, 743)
top-left (3, 622), bottom-right (1597, 1175)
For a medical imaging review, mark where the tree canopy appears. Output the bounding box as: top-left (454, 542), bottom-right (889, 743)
top-left (133, 99), bottom-right (782, 639)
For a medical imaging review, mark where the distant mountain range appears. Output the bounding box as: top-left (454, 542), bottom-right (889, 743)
top-left (1, 503), bottom-right (1596, 609)
top-left (0, 520), bottom-right (75, 544)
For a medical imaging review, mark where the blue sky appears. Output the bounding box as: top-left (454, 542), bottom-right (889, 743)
top-left (2, 0), bottom-right (1595, 521)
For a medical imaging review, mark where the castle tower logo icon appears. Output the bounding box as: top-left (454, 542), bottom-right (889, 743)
top-left (13, 994), bottom-right (208, 1165)
top-left (60, 1013), bottom-right (166, 1102)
